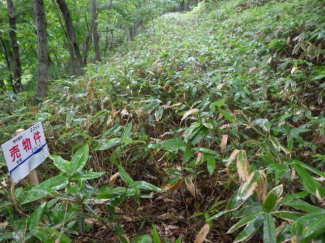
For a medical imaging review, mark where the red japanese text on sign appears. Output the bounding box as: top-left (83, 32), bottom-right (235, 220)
top-left (22, 138), bottom-right (32, 152)
top-left (1, 122), bottom-right (49, 184)
top-left (10, 145), bottom-right (21, 162)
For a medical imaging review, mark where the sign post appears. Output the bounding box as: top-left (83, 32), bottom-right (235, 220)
top-left (15, 129), bottom-right (39, 185)
top-left (1, 122), bottom-right (49, 184)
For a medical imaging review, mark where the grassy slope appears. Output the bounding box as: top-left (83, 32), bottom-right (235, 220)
top-left (1, 0), bottom-right (325, 241)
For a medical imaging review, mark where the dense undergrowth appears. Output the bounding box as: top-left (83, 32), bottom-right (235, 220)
top-left (1, 0), bottom-right (325, 242)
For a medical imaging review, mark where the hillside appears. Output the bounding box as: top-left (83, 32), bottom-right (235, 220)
top-left (1, 0), bottom-right (325, 242)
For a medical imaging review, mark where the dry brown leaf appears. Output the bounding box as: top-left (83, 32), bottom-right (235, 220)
top-left (157, 212), bottom-right (176, 219)
top-left (185, 176), bottom-right (196, 197)
top-left (225, 149), bottom-right (239, 172)
top-left (257, 170), bottom-right (268, 202)
top-left (181, 108), bottom-right (199, 122)
top-left (194, 224), bottom-right (210, 243)
top-left (291, 169), bottom-right (296, 182)
top-left (168, 102), bottom-right (182, 108)
top-left (166, 225), bottom-right (180, 230)
top-left (0, 221), bottom-right (8, 227)
top-left (248, 67), bottom-right (257, 74)
top-left (196, 152), bottom-right (204, 164)
top-left (315, 189), bottom-right (322, 201)
top-left (135, 108), bottom-right (144, 117)
top-left (220, 135), bottom-right (228, 153)
top-left (121, 109), bottom-right (129, 117)
top-left (152, 58), bottom-right (160, 66)
top-left (147, 70), bottom-right (155, 75)
top-left (291, 66), bottom-right (298, 74)
top-left (1, 179), bottom-right (7, 187)
top-left (236, 150), bottom-right (249, 182)
top-left (122, 216), bottom-right (133, 221)
top-left (216, 84), bottom-right (224, 90)
top-left (31, 107), bottom-right (41, 114)
top-left (267, 57), bottom-right (273, 64)
top-left (110, 172), bottom-right (120, 184)
top-left (162, 178), bottom-right (184, 193)
top-left (287, 36), bottom-right (291, 44)
top-left (157, 66), bottom-right (163, 74)
top-left (219, 124), bottom-right (231, 129)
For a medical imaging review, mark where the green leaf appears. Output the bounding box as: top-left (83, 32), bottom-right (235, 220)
top-left (312, 73), bottom-right (325, 81)
top-left (234, 214), bottom-right (264, 242)
top-left (49, 155), bottom-right (70, 174)
top-left (32, 227), bottom-right (71, 243)
top-left (208, 211), bottom-right (226, 222)
top-left (212, 98), bottom-right (226, 108)
top-left (21, 175), bottom-right (69, 204)
top-left (122, 122), bottom-right (133, 144)
top-left (129, 181), bottom-right (162, 192)
top-left (292, 160), bottom-right (325, 179)
top-left (263, 213), bottom-right (276, 243)
top-left (70, 144), bottom-right (89, 175)
top-left (181, 67), bottom-right (191, 77)
top-left (252, 118), bottom-right (270, 132)
top-left (97, 187), bottom-right (136, 199)
top-left (193, 147), bottom-right (217, 155)
top-left (236, 203), bottom-right (263, 218)
top-left (290, 163), bottom-right (325, 197)
top-left (115, 224), bottom-right (129, 243)
top-left (160, 137), bottom-right (187, 152)
top-left (272, 211), bottom-right (303, 222)
top-left (269, 136), bottom-right (289, 154)
top-left (71, 171), bottom-right (105, 181)
top-left (29, 202), bottom-right (47, 230)
top-left (152, 225), bottom-right (161, 243)
top-left (284, 199), bottom-right (323, 213)
top-left (166, 169), bottom-right (183, 176)
top-left (118, 165), bottom-right (134, 186)
top-left (183, 148), bottom-right (193, 163)
top-left (227, 171), bottom-right (260, 211)
top-left (206, 155), bottom-right (216, 175)
top-left (202, 122), bottom-right (214, 129)
top-left (228, 211), bottom-right (262, 233)
top-left (263, 185), bottom-right (283, 212)
top-left (95, 138), bottom-right (121, 150)
top-left (292, 211), bottom-right (325, 239)
top-left (133, 235), bottom-right (152, 243)
top-left (185, 125), bottom-right (209, 145)
top-left (155, 106), bottom-right (164, 121)
top-left (175, 237), bottom-right (182, 243)
top-left (303, 216), bottom-right (325, 241)
top-left (219, 109), bottom-right (236, 122)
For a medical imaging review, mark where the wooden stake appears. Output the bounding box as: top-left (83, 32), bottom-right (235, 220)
top-left (15, 129), bottom-right (40, 185)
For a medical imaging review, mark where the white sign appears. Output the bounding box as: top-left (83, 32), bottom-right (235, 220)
top-left (1, 122), bottom-right (49, 183)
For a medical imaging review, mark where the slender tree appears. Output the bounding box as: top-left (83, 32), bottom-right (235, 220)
top-left (0, 37), bottom-right (13, 91)
top-left (56, 0), bottom-right (83, 75)
top-left (92, 0), bottom-right (101, 61)
top-left (6, 0), bottom-right (22, 92)
top-left (33, 0), bottom-right (49, 99)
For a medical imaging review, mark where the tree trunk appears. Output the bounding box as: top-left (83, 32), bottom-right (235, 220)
top-left (56, 0), bottom-right (83, 75)
top-left (186, 0), bottom-right (190, 10)
top-left (6, 0), bottom-right (22, 93)
top-left (129, 27), bottom-right (134, 41)
top-left (92, 0), bottom-right (101, 61)
top-left (34, 0), bottom-right (49, 99)
top-left (83, 12), bottom-right (92, 65)
top-left (179, 0), bottom-right (185, 11)
top-left (0, 37), bottom-right (14, 92)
